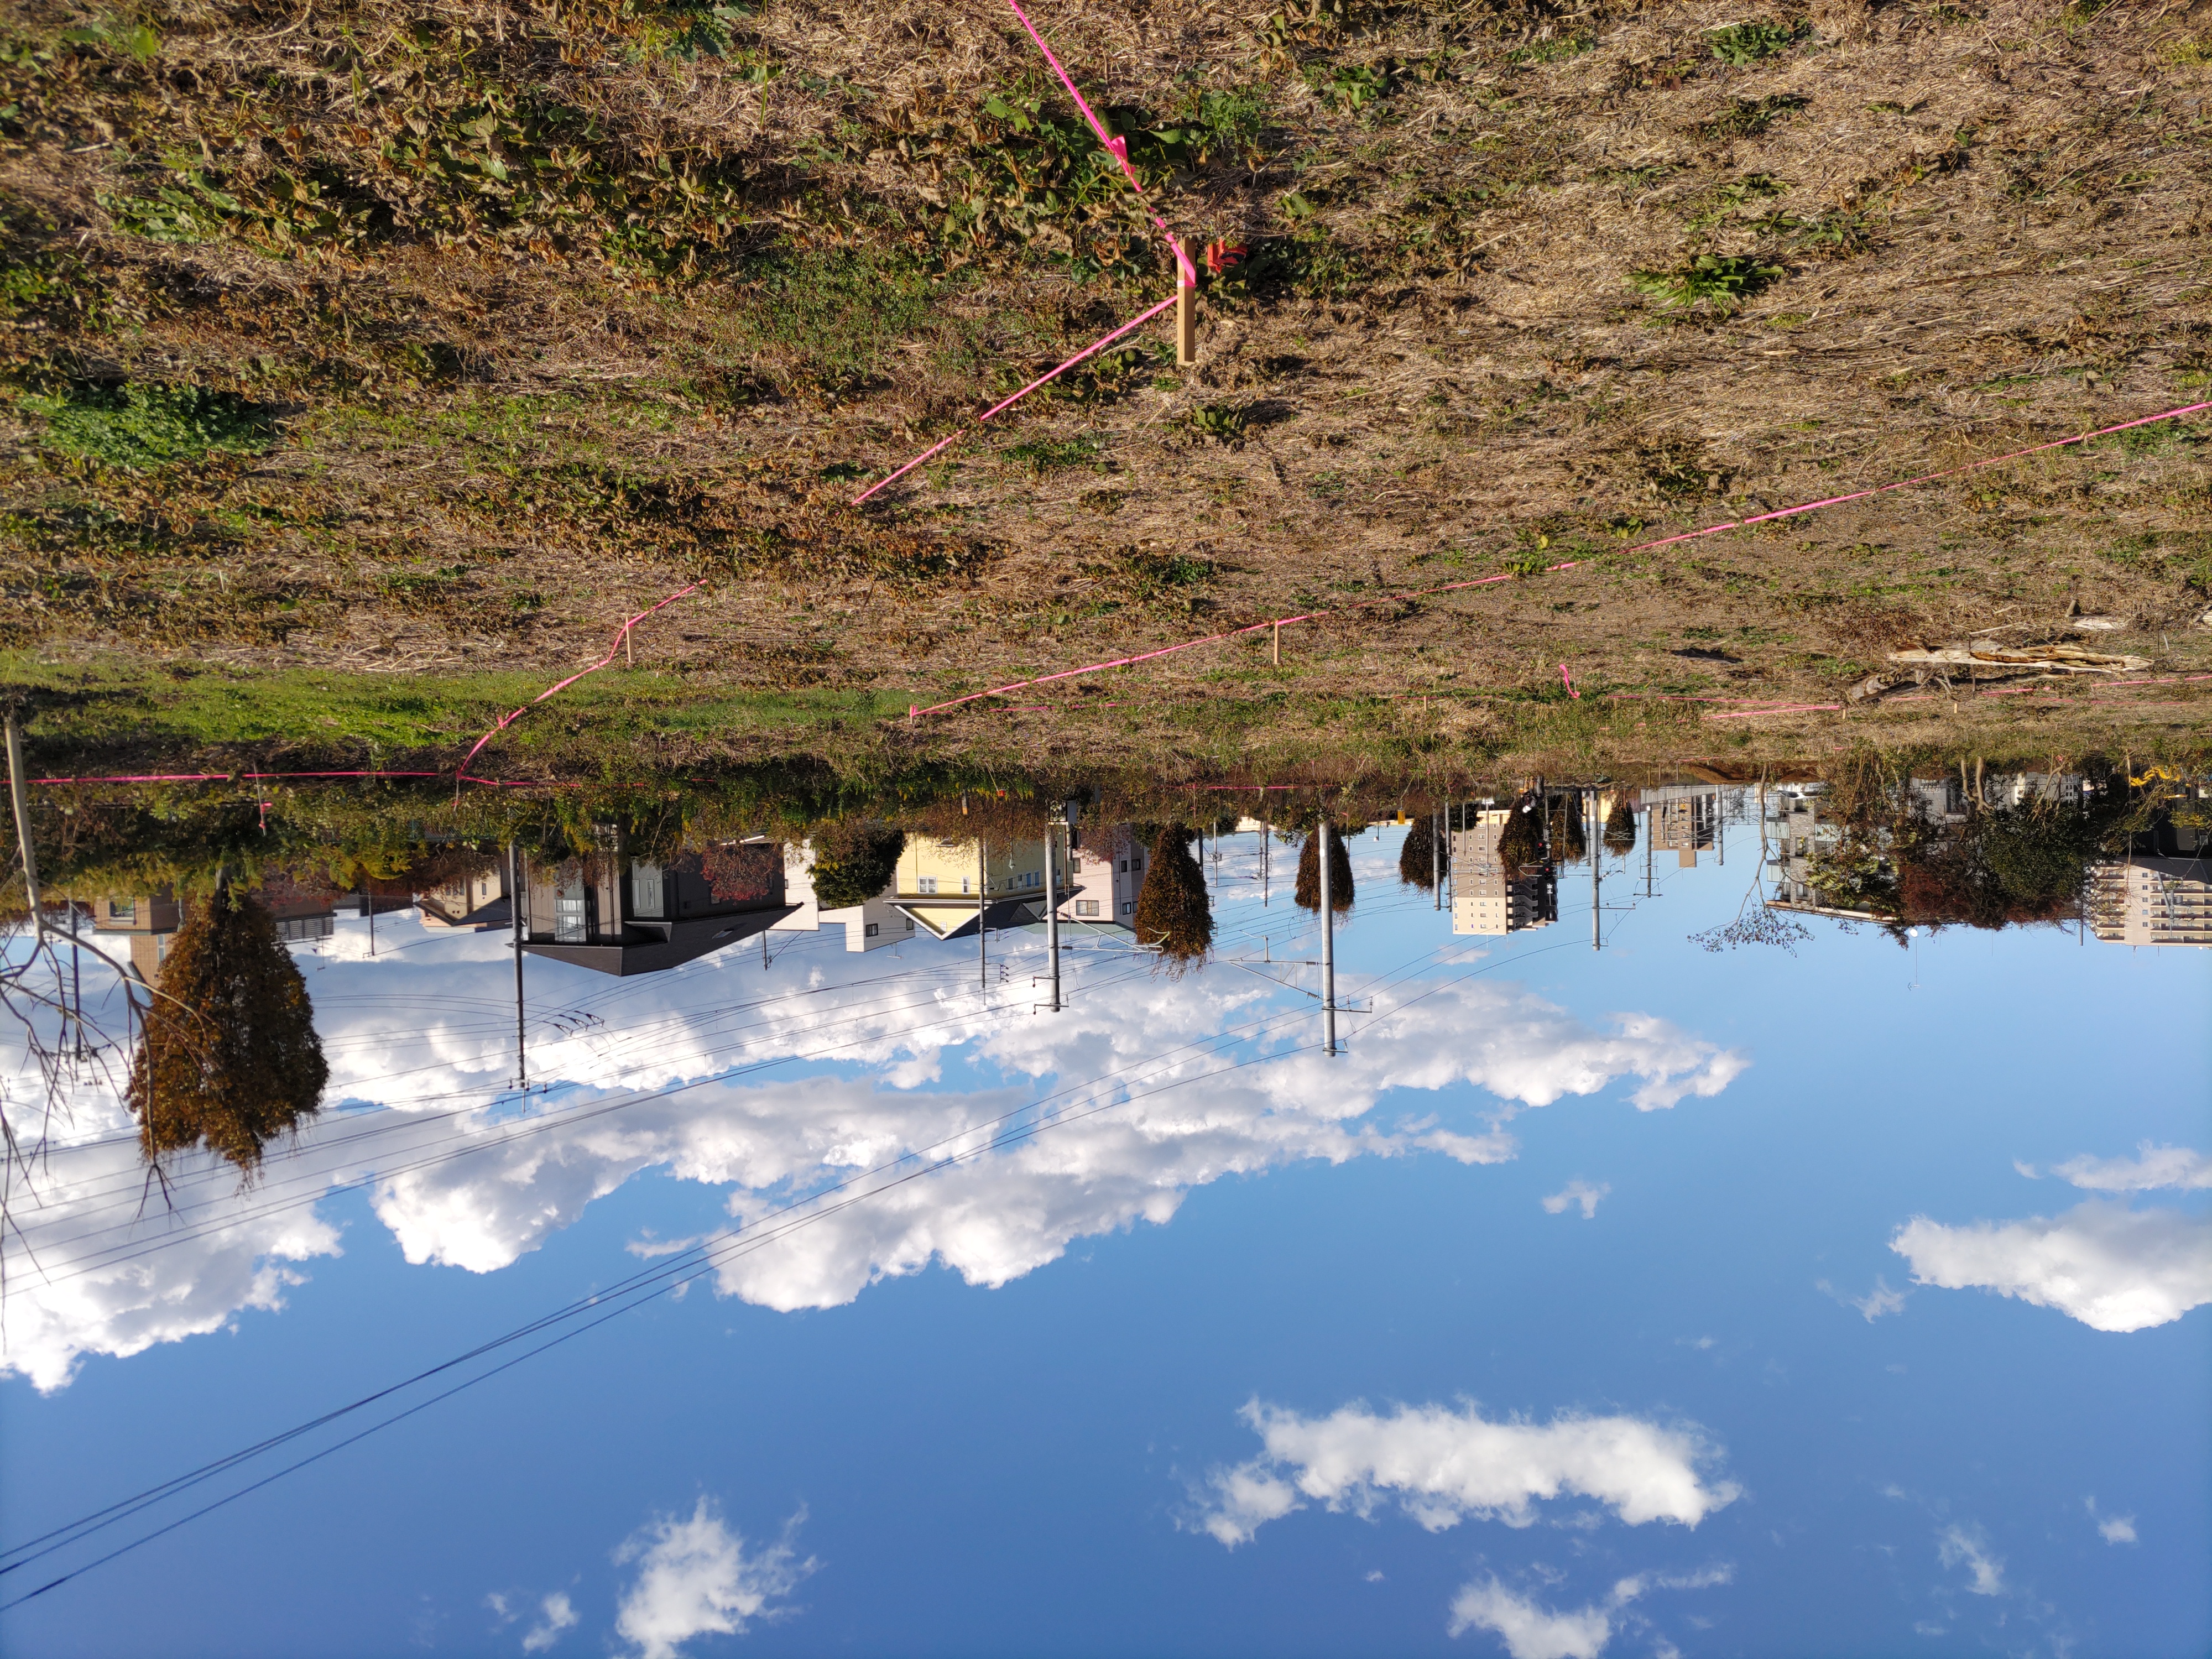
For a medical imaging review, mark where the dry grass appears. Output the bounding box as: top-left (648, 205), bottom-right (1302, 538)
top-left (1, 0), bottom-right (2208, 749)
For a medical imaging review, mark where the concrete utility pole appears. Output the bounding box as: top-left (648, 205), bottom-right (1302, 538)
top-left (1319, 818), bottom-right (1338, 1057)
top-left (1589, 788), bottom-right (1601, 951)
top-left (510, 842), bottom-right (526, 1090)
top-left (978, 837), bottom-right (988, 990)
top-left (1432, 807), bottom-right (1441, 909)
top-left (1044, 813), bottom-right (1062, 1013)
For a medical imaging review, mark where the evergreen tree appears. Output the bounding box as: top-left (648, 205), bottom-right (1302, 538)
top-left (129, 885), bottom-right (328, 1175)
top-left (1604, 796), bottom-right (1637, 857)
top-left (1295, 825), bottom-right (1354, 912)
top-left (1398, 815), bottom-right (1437, 890)
top-left (1133, 825), bottom-right (1213, 965)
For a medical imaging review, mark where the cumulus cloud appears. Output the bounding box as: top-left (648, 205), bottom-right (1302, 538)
top-left (2085, 1498), bottom-right (2137, 1545)
top-left (4, 897), bottom-right (1747, 1385)
top-left (613, 1499), bottom-right (814, 1659)
top-left (1448, 1566), bottom-right (1733, 1657)
top-left (1191, 1400), bottom-right (1740, 1547)
top-left (1449, 1580), bottom-right (1613, 1659)
top-left (1936, 1524), bottom-right (2004, 1596)
top-left (2049, 1144), bottom-right (2212, 1193)
top-left (1542, 1181), bottom-right (1609, 1219)
top-left (1891, 1201), bottom-right (2212, 1332)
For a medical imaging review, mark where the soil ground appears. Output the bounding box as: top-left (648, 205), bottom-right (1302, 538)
top-left (2, 0), bottom-right (2209, 769)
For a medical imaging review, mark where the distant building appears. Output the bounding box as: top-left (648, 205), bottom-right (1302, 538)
top-left (1058, 827), bottom-right (1144, 928)
top-left (1449, 810), bottom-right (1555, 937)
top-left (90, 890), bottom-right (184, 980)
top-left (2088, 858), bottom-right (2212, 948)
top-left (519, 834), bottom-right (796, 975)
top-left (1644, 786), bottom-right (1719, 868)
top-left (416, 863), bottom-right (509, 931)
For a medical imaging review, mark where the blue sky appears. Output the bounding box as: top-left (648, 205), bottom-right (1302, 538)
top-left (3, 810), bottom-right (2206, 1658)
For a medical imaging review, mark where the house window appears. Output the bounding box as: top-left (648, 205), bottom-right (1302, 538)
top-left (1077, 900), bottom-right (1099, 917)
top-left (107, 899), bottom-right (135, 921)
top-left (961, 878), bottom-right (972, 894)
top-left (1118, 860), bottom-right (1129, 873)
top-left (555, 891), bottom-right (587, 943)
top-left (1121, 900), bottom-right (1135, 914)
top-left (629, 861), bottom-right (665, 920)
top-left (864, 922), bottom-right (880, 937)
top-left (918, 877), bottom-right (938, 895)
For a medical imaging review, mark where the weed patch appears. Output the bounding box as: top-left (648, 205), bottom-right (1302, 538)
top-left (1628, 253), bottom-right (1782, 310)
top-left (18, 383), bottom-right (276, 469)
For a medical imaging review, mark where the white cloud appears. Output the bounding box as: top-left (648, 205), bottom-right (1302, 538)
top-left (1447, 1565), bottom-right (1733, 1657)
top-left (3, 901), bottom-right (1748, 1386)
top-left (1542, 1181), bottom-right (1610, 1220)
top-left (2084, 1498), bottom-right (2137, 1545)
top-left (1936, 1524), bottom-right (2005, 1597)
top-left (1817, 1276), bottom-right (1908, 1321)
top-left (2050, 1144), bottom-right (2212, 1193)
top-left (1891, 1201), bottom-right (2212, 1332)
top-left (1192, 1400), bottom-right (1739, 1547)
top-left (613, 1498), bottom-right (813, 1659)
top-left (1449, 1580), bottom-right (1611, 1658)
top-left (522, 1592), bottom-right (579, 1652)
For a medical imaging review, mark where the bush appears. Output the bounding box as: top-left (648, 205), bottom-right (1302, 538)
top-left (21, 382), bottom-right (276, 469)
top-left (809, 821), bottom-right (905, 910)
top-left (1133, 824), bottom-right (1213, 964)
top-left (1295, 825), bottom-right (1354, 912)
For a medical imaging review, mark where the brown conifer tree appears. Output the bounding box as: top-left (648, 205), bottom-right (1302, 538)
top-left (128, 885), bottom-right (328, 1175)
top-left (1133, 825), bottom-right (1213, 966)
top-left (1295, 826), bottom-right (1354, 912)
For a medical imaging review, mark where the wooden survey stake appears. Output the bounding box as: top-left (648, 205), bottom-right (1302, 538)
top-left (1176, 280), bottom-right (1196, 366)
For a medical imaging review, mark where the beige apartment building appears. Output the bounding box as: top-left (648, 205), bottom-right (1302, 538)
top-left (1449, 810), bottom-right (1554, 937)
top-left (2088, 858), bottom-right (2212, 948)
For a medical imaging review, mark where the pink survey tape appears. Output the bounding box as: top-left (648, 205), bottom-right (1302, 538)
top-left (903, 400), bottom-right (2212, 718)
top-left (451, 583), bottom-right (702, 786)
top-left (852, 292), bottom-right (1178, 507)
top-left (851, 1), bottom-right (1197, 509)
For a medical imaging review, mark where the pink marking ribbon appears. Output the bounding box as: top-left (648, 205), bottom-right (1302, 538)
top-left (854, 293), bottom-right (1178, 507)
top-left (853, 1), bottom-right (1199, 508)
top-left (999, 0), bottom-right (1197, 289)
top-left (452, 583), bottom-right (702, 788)
top-left (904, 400), bottom-right (2212, 717)
top-left (1559, 664), bottom-right (1579, 700)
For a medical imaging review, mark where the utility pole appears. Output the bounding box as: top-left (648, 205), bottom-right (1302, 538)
top-left (1644, 805), bottom-right (1655, 898)
top-left (1590, 788), bottom-right (1601, 951)
top-left (1319, 818), bottom-right (1338, 1057)
top-left (363, 875), bottom-right (376, 956)
top-left (978, 837), bottom-right (988, 991)
top-left (509, 842), bottom-right (526, 1090)
top-left (1432, 806), bottom-right (1441, 909)
top-left (1261, 819), bottom-right (1269, 907)
top-left (1044, 811), bottom-right (1062, 1013)
top-left (7, 708), bottom-right (44, 948)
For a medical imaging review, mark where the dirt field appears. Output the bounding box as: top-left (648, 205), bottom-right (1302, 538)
top-left (2, 0), bottom-right (2209, 746)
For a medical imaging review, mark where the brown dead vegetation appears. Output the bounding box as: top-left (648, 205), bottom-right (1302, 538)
top-left (0, 0), bottom-right (2207, 737)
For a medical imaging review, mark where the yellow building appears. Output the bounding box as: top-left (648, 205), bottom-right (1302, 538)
top-left (894, 834), bottom-right (1074, 941)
